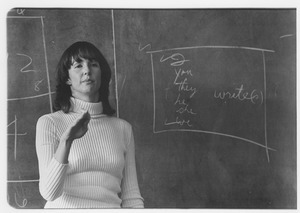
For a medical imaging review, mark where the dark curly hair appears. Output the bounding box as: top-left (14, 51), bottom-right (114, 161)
top-left (53, 41), bottom-right (115, 116)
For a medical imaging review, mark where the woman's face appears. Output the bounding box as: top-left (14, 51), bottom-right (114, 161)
top-left (67, 57), bottom-right (102, 102)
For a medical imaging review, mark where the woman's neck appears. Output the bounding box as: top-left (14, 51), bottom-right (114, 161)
top-left (71, 92), bottom-right (99, 103)
top-left (70, 97), bottom-right (103, 116)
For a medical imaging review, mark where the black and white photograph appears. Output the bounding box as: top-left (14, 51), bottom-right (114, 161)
top-left (4, 1), bottom-right (298, 212)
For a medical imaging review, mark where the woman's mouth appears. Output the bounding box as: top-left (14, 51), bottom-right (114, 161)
top-left (82, 79), bottom-right (94, 84)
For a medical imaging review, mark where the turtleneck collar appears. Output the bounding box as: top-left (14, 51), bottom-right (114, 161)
top-left (70, 97), bottom-right (103, 116)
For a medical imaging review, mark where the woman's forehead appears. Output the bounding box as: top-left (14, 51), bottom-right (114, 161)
top-left (71, 56), bottom-right (97, 64)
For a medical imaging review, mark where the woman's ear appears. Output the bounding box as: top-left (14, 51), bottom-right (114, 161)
top-left (66, 79), bottom-right (72, 85)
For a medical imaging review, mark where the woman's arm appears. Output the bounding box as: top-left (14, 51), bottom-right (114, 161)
top-left (35, 111), bottom-right (90, 201)
top-left (120, 126), bottom-right (144, 208)
top-left (35, 115), bottom-right (68, 201)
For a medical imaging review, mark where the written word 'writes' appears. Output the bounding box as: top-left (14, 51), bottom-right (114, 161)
top-left (165, 116), bottom-right (192, 127)
top-left (34, 79), bottom-right (44, 92)
top-left (16, 9), bottom-right (26, 15)
top-left (174, 93), bottom-right (197, 115)
top-left (214, 84), bottom-right (263, 105)
top-left (174, 68), bottom-right (197, 98)
top-left (160, 53), bottom-right (190, 66)
top-left (16, 53), bottom-right (38, 73)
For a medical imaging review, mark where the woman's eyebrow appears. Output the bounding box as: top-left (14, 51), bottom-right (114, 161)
top-left (89, 58), bottom-right (97, 62)
top-left (71, 61), bottom-right (79, 66)
top-left (71, 58), bottom-right (83, 65)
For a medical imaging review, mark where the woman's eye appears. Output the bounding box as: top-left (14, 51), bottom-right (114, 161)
top-left (91, 62), bottom-right (99, 67)
top-left (74, 64), bottom-right (82, 69)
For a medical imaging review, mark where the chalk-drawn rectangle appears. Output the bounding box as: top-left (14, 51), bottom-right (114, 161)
top-left (7, 17), bottom-right (49, 99)
top-left (149, 46), bottom-right (273, 152)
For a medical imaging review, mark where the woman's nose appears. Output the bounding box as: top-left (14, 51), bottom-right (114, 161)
top-left (83, 64), bottom-right (91, 75)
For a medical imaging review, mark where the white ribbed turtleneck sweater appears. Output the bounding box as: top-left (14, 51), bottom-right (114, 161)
top-left (35, 98), bottom-right (144, 208)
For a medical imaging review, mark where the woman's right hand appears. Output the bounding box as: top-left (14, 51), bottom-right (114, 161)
top-left (61, 110), bottom-right (91, 144)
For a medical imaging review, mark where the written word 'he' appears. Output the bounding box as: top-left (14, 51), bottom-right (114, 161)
top-left (174, 93), bottom-right (197, 115)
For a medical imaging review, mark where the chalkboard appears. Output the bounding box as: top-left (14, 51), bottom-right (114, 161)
top-left (7, 9), bottom-right (296, 209)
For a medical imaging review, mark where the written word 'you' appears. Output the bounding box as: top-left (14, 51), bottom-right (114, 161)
top-left (214, 84), bottom-right (263, 105)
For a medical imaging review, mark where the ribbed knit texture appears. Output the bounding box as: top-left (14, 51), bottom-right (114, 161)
top-left (35, 97), bottom-right (144, 208)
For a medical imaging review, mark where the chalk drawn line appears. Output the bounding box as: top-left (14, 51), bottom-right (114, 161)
top-left (139, 43), bottom-right (152, 51)
top-left (154, 128), bottom-right (276, 151)
top-left (8, 92), bottom-right (55, 101)
top-left (13, 115), bottom-right (17, 160)
top-left (7, 133), bottom-right (27, 136)
top-left (146, 45), bottom-right (275, 54)
top-left (40, 16), bottom-right (53, 113)
top-left (262, 51), bottom-right (270, 162)
top-left (8, 179), bottom-right (39, 183)
top-left (111, 10), bottom-right (119, 118)
top-left (151, 53), bottom-right (157, 134)
top-left (7, 16), bottom-right (45, 19)
top-left (280, 34), bottom-right (294, 39)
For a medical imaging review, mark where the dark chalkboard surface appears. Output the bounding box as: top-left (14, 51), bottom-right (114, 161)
top-left (7, 9), bottom-right (296, 209)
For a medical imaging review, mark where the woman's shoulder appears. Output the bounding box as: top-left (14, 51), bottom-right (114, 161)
top-left (105, 116), bottom-right (132, 129)
top-left (37, 110), bottom-right (66, 123)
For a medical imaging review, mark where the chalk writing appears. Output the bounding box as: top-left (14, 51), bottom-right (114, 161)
top-left (16, 53), bottom-right (37, 73)
top-left (174, 68), bottom-right (197, 98)
top-left (16, 9), bottom-right (26, 15)
top-left (7, 116), bottom-right (27, 161)
top-left (160, 53), bottom-right (190, 66)
top-left (165, 116), bottom-right (193, 127)
top-left (34, 79), bottom-right (44, 91)
top-left (160, 52), bottom-right (197, 128)
top-left (174, 94), bottom-right (197, 115)
top-left (214, 84), bottom-right (263, 105)
top-left (14, 192), bottom-right (27, 208)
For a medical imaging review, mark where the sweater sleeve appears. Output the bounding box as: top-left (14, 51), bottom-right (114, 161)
top-left (35, 115), bottom-right (68, 201)
top-left (120, 126), bottom-right (144, 208)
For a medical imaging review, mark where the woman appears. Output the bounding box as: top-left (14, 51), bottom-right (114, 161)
top-left (35, 41), bottom-right (144, 208)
